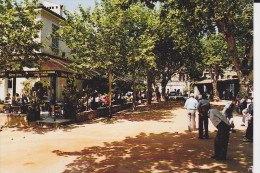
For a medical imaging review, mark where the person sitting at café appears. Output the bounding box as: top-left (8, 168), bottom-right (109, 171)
top-left (4, 93), bottom-right (11, 112)
top-left (15, 93), bottom-right (21, 104)
top-left (4, 93), bottom-right (11, 104)
top-left (20, 94), bottom-right (29, 113)
top-left (11, 96), bottom-right (18, 106)
top-left (11, 95), bottom-right (20, 113)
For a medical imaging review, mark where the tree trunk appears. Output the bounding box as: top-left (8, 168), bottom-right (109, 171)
top-left (146, 69), bottom-right (152, 105)
top-left (212, 79), bottom-right (219, 101)
top-left (161, 75), bottom-right (168, 102)
top-left (108, 67), bottom-right (112, 117)
top-left (132, 65), bottom-right (137, 111)
top-left (209, 66), bottom-right (220, 101)
top-left (216, 18), bottom-right (242, 83)
top-left (225, 34), bottom-right (242, 81)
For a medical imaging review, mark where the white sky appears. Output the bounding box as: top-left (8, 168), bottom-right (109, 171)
top-left (41, 0), bottom-right (98, 12)
top-left (15, 0), bottom-right (98, 12)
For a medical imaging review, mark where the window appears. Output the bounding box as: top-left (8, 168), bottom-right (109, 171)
top-left (8, 79), bottom-right (12, 88)
top-left (52, 24), bottom-right (59, 50)
top-left (179, 74), bottom-right (182, 81)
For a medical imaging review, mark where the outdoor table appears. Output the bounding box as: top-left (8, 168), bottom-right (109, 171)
top-left (50, 102), bottom-right (64, 121)
top-left (20, 104), bottom-right (30, 114)
top-left (11, 105), bottom-right (20, 113)
top-left (3, 103), bottom-right (11, 113)
top-left (56, 102), bottom-right (64, 115)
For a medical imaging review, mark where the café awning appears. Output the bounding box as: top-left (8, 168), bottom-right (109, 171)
top-left (0, 58), bottom-right (84, 79)
top-left (195, 78), bottom-right (239, 85)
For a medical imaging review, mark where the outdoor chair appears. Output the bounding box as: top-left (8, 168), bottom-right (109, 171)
top-left (54, 105), bottom-right (62, 118)
top-left (10, 105), bottom-right (20, 114)
top-left (3, 104), bottom-right (11, 113)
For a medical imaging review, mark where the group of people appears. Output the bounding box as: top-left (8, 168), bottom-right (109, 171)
top-left (184, 93), bottom-right (253, 161)
top-left (80, 93), bottom-right (130, 111)
top-left (3, 93), bottom-right (29, 113)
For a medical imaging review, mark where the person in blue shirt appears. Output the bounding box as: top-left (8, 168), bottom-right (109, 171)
top-left (184, 93), bottom-right (198, 131)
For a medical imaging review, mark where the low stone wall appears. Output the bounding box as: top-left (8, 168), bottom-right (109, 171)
top-left (75, 103), bottom-right (132, 123)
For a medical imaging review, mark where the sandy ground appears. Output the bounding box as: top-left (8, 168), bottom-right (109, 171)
top-left (0, 102), bottom-right (248, 173)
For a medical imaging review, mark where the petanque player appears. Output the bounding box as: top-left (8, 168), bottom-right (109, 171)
top-left (208, 108), bottom-right (232, 160)
top-left (184, 93), bottom-right (198, 131)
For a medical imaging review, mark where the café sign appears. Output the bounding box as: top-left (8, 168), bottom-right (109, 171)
top-left (0, 70), bottom-right (83, 79)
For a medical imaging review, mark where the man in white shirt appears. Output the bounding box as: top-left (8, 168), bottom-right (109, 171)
top-left (208, 109), bottom-right (231, 160)
top-left (184, 93), bottom-right (198, 131)
top-left (222, 98), bottom-right (237, 132)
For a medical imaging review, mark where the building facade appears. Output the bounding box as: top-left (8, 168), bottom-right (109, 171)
top-left (195, 66), bottom-right (239, 100)
top-left (158, 73), bottom-right (190, 96)
top-left (159, 65), bottom-right (239, 100)
top-left (0, 1), bottom-right (83, 102)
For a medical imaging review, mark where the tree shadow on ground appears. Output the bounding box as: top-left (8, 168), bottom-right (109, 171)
top-left (1, 101), bottom-right (245, 135)
top-left (0, 114), bottom-right (77, 134)
top-left (78, 101), bottom-right (182, 125)
top-left (1, 101), bottom-right (181, 133)
top-left (53, 130), bottom-right (253, 173)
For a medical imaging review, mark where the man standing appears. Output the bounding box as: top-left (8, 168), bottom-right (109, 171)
top-left (222, 98), bottom-right (237, 132)
top-left (238, 96), bottom-right (247, 114)
top-left (208, 109), bottom-right (231, 160)
top-left (197, 94), bottom-right (210, 139)
top-left (184, 93), bottom-right (198, 131)
top-left (243, 101), bottom-right (253, 142)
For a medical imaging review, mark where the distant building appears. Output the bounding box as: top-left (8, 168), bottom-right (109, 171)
top-left (43, 0), bottom-right (63, 16)
top-left (158, 65), bottom-right (239, 100)
top-left (158, 72), bottom-right (190, 96)
top-left (195, 66), bottom-right (239, 100)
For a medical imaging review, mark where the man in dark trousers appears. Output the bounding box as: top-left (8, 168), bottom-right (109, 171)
top-left (197, 94), bottom-right (210, 139)
top-left (208, 108), bottom-right (232, 160)
top-left (243, 101), bottom-right (253, 142)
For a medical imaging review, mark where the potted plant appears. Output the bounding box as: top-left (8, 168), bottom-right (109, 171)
top-left (22, 79), bottom-right (49, 121)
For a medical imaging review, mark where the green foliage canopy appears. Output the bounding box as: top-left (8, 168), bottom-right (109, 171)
top-left (0, 0), bottom-right (44, 71)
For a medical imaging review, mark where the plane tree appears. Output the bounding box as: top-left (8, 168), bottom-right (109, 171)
top-left (58, 0), bottom-right (127, 116)
top-left (0, 0), bottom-right (44, 72)
top-left (201, 34), bottom-right (231, 100)
top-left (123, 0), bottom-right (253, 89)
top-left (59, 0), bottom-right (157, 112)
top-left (151, 7), bottom-right (204, 100)
top-left (120, 2), bottom-right (157, 107)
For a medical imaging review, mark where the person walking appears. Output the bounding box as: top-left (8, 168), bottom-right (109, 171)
top-left (208, 108), bottom-right (232, 160)
top-left (184, 93), bottom-right (198, 131)
top-left (197, 94), bottom-right (210, 139)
